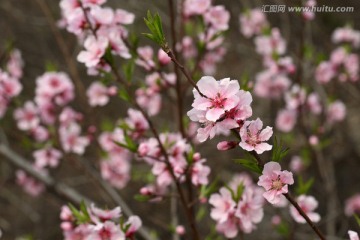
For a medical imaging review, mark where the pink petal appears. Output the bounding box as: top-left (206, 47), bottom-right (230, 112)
top-left (206, 108), bottom-right (224, 122)
top-left (197, 76), bottom-right (219, 97)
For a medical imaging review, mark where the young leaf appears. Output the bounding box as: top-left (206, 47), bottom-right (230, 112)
top-left (234, 158), bottom-right (262, 174)
top-left (271, 136), bottom-right (289, 162)
top-left (295, 175), bottom-right (314, 195)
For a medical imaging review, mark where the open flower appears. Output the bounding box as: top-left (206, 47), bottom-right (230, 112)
top-left (257, 162), bottom-right (294, 204)
top-left (190, 76), bottom-right (240, 122)
top-left (289, 195), bottom-right (321, 223)
top-left (349, 231), bottom-right (360, 240)
top-left (239, 118), bottom-right (273, 154)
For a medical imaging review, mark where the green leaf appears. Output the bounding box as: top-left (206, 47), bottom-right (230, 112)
top-left (45, 61), bottom-right (58, 72)
top-left (276, 222), bottom-right (290, 236)
top-left (234, 158), bottom-right (262, 174)
top-left (103, 46), bottom-right (114, 66)
top-left (295, 175), bottom-right (314, 195)
top-left (271, 136), bottom-right (289, 162)
top-left (122, 59), bottom-right (135, 83)
top-left (118, 87), bottom-right (130, 102)
top-left (143, 11), bottom-right (166, 47)
top-left (134, 194), bottom-right (150, 202)
top-left (196, 205), bottom-right (206, 221)
top-left (68, 202), bottom-right (91, 224)
top-left (354, 214), bottom-right (360, 227)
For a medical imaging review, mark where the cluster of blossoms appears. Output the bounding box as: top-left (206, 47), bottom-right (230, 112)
top-left (59, 0), bottom-right (134, 75)
top-left (137, 132), bottom-right (210, 198)
top-left (60, 203), bottom-right (141, 240)
top-left (239, 9), bottom-right (294, 99)
top-left (187, 76), bottom-right (273, 154)
top-left (316, 27), bottom-right (360, 84)
top-left (181, 0), bottom-right (230, 75)
top-left (0, 49), bottom-right (23, 118)
top-left (209, 173), bottom-right (265, 238)
top-left (14, 72), bottom-right (90, 196)
top-left (97, 108), bottom-right (150, 189)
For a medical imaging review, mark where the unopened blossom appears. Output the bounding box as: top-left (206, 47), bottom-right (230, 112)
top-left (239, 9), bottom-right (268, 38)
top-left (349, 230), bottom-right (360, 240)
top-left (327, 100), bottom-right (346, 123)
top-left (183, 0), bottom-right (211, 16)
top-left (289, 156), bottom-right (305, 173)
top-left (217, 141), bottom-right (238, 151)
top-left (276, 109), bottom-right (297, 133)
top-left (239, 118), bottom-right (273, 154)
top-left (33, 147), bottom-right (63, 168)
top-left (257, 162), bottom-right (294, 204)
top-left (345, 194), bottom-right (360, 216)
top-left (190, 76), bottom-right (240, 122)
top-left (90, 204), bottom-right (121, 222)
top-left (175, 225), bottom-right (185, 235)
top-left (204, 6), bottom-right (230, 31)
top-left (14, 101), bottom-right (39, 131)
top-left (87, 81), bottom-right (114, 106)
top-left (77, 35), bottom-right (108, 68)
top-left (290, 195), bottom-right (321, 223)
top-left (158, 49), bottom-right (171, 65)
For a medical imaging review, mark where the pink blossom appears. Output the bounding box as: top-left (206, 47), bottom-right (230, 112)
top-left (254, 70), bottom-right (290, 99)
top-left (90, 204), bottom-right (121, 222)
top-left (64, 8), bottom-right (86, 35)
top-left (217, 141), bottom-right (238, 151)
top-left (349, 230), bottom-right (360, 240)
top-left (284, 84), bottom-right (306, 110)
top-left (87, 81), bottom-right (113, 106)
top-left (16, 170), bottom-right (45, 197)
top-left (114, 9), bottom-right (135, 25)
top-left (7, 49), bottom-right (24, 79)
top-left (135, 46), bottom-right (155, 71)
top-left (307, 93), bottom-right (322, 115)
top-left (59, 107), bottom-right (83, 127)
top-left (89, 6), bottom-right (114, 25)
top-left (239, 118), bottom-right (273, 154)
top-left (209, 188), bottom-right (236, 223)
top-left (332, 27), bottom-right (360, 48)
top-left (135, 88), bottom-right (161, 116)
top-left (59, 122), bottom-right (90, 155)
top-left (343, 54), bottom-right (359, 82)
top-left (13, 101), bottom-right (39, 131)
top-left (190, 76), bottom-right (240, 122)
top-left (100, 153), bottom-right (130, 189)
top-left (345, 194), bottom-right (360, 216)
top-left (315, 61), bottom-right (336, 84)
top-left (235, 187), bottom-right (264, 233)
top-left (191, 159), bottom-right (211, 186)
top-left (239, 9), bottom-right (268, 38)
top-left (330, 47), bottom-right (347, 65)
top-left (309, 135), bottom-right (319, 146)
top-left (204, 6), bottom-right (230, 31)
top-left (255, 28), bottom-right (286, 56)
top-left (290, 195), bottom-right (321, 223)
top-left (289, 156), bottom-right (305, 173)
top-left (302, 0), bottom-right (316, 20)
top-left (183, 0), bottom-right (211, 16)
top-left (77, 35), bottom-right (108, 68)
top-left (125, 108), bottom-right (149, 138)
top-left (327, 100), bottom-right (346, 123)
top-left (30, 126), bottom-right (50, 142)
top-left (271, 215), bottom-right (282, 225)
top-left (88, 221), bottom-right (125, 240)
top-left (158, 49), bottom-right (171, 65)
top-left (60, 205), bottom-right (74, 221)
top-left (176, 36), bottom-right (197, 59)
top-left (0, 70), bottom-right (22, 98)
top-left (276, 109), bottom-right (297, 133)
top-left (125, 216), bottom-right (142, 238)
top-left (33, 147), bottom-right (63, 168)
top-left (257, 162), bottom-right (294, 204)
top-left (175, 225), bottom-right (185, 235)
top-left (35, 72), bottom-right (74, 106)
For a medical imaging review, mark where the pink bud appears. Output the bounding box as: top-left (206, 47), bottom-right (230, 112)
top-left (108, 86), bottom-right (118, 96)
top-left (61, 222), bottom-right (73, 231)
top-left (217, 141), bottom-right (238, 151)
top-left (193, 152), bottom-right (201, 161)
top-left (140, 187), bottom-right (151, 195)
top-left (271, 215), bottom-right (281, 226)
top-left (175, 225), bottom-right (185, 235)
top-left (88, 125), bottom-right (97, 133)
top-left (158, 49), bottom-right (171, 65)
top-left (199, 197), bottom-right (207, 204)
top-left (309, 135), bottom-right (319, 146)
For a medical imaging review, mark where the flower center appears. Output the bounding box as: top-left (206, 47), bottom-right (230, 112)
top-left (272, 178), bottom-right (283, 190)
top-left (211, 93), bottom-right (226, 108)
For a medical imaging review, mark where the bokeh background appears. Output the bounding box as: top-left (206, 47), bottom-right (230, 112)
top-left (0, 0), bottom-right (360, 239)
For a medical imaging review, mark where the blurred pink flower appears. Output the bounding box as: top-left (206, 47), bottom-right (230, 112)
top-left (77, 35), bottom-right (108, 68)
top-left (276, 109), bottom-right (297, 133)
top-left (290, 195), bottom-right (321, 223)
top-left (239, 9), bottom-right (268, 38)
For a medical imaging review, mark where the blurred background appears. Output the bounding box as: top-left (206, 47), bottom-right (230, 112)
top-left (0, 0), bottom-right (360, 239)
